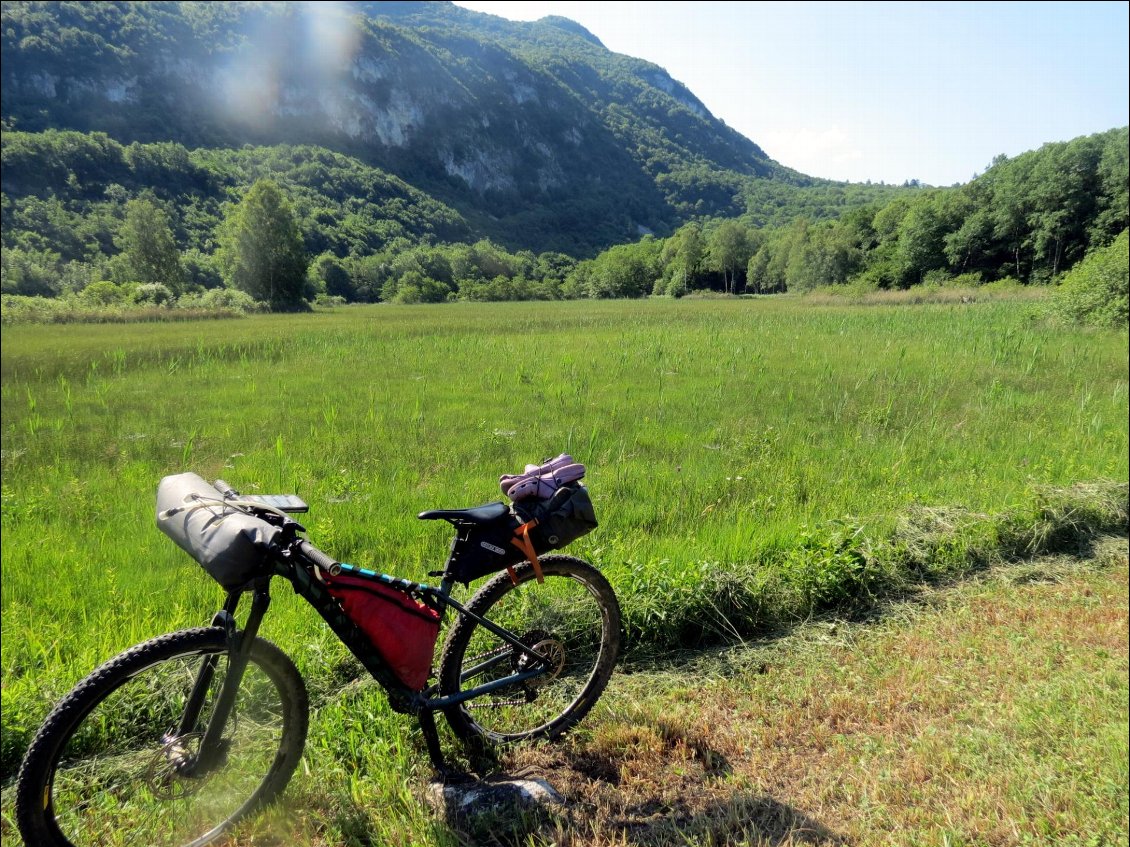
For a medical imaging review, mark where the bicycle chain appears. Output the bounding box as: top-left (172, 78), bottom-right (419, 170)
top-left (468, 697), bottom-right (528, 709)
top-left (463, 643), bottom-right (511, 665)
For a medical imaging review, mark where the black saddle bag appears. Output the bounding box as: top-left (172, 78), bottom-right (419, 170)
top-left (445, 483), bottom-right (597, 585)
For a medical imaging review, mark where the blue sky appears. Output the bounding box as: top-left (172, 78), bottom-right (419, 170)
top-left (453, 1), bottom-right (1129, 187)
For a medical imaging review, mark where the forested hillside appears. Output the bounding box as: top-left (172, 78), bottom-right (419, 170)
top-left (4, 126), bottom-right (1124, 310)
top-left (0, 0), bottom-right (901, 254)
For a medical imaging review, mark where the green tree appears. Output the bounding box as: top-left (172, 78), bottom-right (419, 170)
top-left (785, 222), bottom-right (861, 291)
top-left (309, 252), bottom-right (355, 300)
top-left (1026, 137), bottom-right (1101, 279)
top-left (182, 248), bottom-right (223, 290)
top-left (896, 196), bottom-right (948, 284)
top-left (217, 180), bottom-right (308, 310)
top-left (392, 270), bottom-right (449, 303)
top-left (707, 220), bottom-right (752, 293)
top-left (987, 153), bottom-right (1036, 280)
top-left (115, 197), bottom-right (184, 293)
top-left (774, 218), bottom-right (810, 292)
top-left (661, 222), bottom-right (705, 295)
top-left (586, 238), bottom-right (661, 298)
top-left (1092, 129), bottom-right (1129, 244)
top-left (746, 246), bottom-right (773, 293)
top-left (0, 247), bottom-right (62, 296)
top-left (944, 207), bottom-right (992, 274)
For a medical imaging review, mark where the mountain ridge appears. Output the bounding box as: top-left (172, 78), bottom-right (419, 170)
top-left (0, 0), bottom-right (860, 253)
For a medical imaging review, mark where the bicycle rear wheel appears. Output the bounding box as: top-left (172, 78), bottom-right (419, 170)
top-left (15, 627), bottom-right (308, 847)
top-left (438, 554), bottom-right (621, 744)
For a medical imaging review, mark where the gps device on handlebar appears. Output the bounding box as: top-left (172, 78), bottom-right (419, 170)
top-left (238, 494), bottom-right (309, 513)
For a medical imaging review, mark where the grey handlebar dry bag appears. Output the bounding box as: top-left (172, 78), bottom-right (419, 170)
top-left (156, 472), bottom-right (281, 590)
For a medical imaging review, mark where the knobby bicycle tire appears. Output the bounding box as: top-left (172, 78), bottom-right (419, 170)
top-left (438, 554), bottom-right (621, 745)
top-left (15, 627), bottom-right (309, 847)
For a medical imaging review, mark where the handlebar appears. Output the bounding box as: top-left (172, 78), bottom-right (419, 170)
top-left (211, 478), bottom-right (335, 574)
top-left (296, 540), bottom-right (341, 576)
top-left (213, 479), bottom-right (238, 499)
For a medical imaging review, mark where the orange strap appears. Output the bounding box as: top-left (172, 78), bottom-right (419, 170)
top-left (510, 520), bottom-right (544, 584)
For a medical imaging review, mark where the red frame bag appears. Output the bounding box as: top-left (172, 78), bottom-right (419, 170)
top-left (326, 574), bottom-right (441, 691)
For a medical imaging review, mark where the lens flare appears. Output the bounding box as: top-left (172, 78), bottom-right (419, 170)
top-left (211, 2), bottom-right (362, 134)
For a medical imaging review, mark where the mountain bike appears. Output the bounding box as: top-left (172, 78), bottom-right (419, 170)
top-left (14, 475), bottom-right (621, 847)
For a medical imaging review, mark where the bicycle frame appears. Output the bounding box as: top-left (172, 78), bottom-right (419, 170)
top-left (185, 538), bottom-right (557, 774)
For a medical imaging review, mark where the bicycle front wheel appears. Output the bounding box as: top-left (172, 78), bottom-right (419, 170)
top-left (439, 554), bottom-right (621, 744)
top-left (15, 627), bottom-right (309, 847)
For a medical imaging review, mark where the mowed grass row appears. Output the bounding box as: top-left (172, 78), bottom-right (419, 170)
top-left (1, 297), bottom-right (1127, 788)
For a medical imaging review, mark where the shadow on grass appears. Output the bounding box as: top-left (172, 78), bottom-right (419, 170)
top-left (603, 793), bottom-right (845, 846)
top-left (622, 531), bottom-right (1130, 678)
top-left (427, 776), bottom-right (845, 846)
top-left (423, 534), bottom-right (1126, 847)
top-left (424, 722), bottom-right (846, 847)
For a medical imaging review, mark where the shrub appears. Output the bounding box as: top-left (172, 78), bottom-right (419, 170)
top-left (131, 283), bottom-right (174, 306)
top-left (1, 294), bottom-right (71, 324)
top-left (682, 289), bottom-right (733, 300)
top-left (78, 280), bottom-right (131, 306)
top-left (182, 249), bottom-right (224, 290)
top-left (983, 276), bottom-right (1024, 294)
top-left (1, 294), bottom-right (214, 324)
top-left (948, 272), bottom-right (984, 288)
top-left (1051, 229), bottom-right (1129, 328)
top-left (176, 287), bottom-right (263, 313)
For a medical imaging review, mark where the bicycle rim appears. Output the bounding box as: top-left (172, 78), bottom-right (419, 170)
top-left (21, 630), bottom-right (306, 847)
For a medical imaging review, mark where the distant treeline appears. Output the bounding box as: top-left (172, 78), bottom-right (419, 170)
top-left (1, 126), bottom-right (1126, 307)
top-left (593, 126), bottom-right (1128, 298)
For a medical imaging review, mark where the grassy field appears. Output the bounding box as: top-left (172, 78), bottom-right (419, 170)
top-left (1, 296), bottom-right (1127, 844)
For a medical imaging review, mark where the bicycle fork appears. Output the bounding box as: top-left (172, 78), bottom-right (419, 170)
top-left (173, 585), bottom-right (271, 777)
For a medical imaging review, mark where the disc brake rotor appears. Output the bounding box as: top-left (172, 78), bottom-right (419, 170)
top-left (516, 638), bottom-right (566, 688)
top-left (145, 733), bottom-right (205, 799)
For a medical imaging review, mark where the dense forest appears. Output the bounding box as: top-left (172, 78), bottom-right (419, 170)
top-left (0, 1), bottom-right (1126, 321)
top-left (641, 126), bottom-right (1129, 296)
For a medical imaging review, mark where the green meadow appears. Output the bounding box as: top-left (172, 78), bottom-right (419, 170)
top-left (1, 297), bottom-right (1127, 844)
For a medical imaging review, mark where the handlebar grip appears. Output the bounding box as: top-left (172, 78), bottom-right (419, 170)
top-left (297, 540), bottom-right (341, 576)
top-left (213, 479), bottom-right (238, 498)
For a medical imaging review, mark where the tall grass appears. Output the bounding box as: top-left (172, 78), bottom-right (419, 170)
top-left (1, 298), bottom-right (1127, 800)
